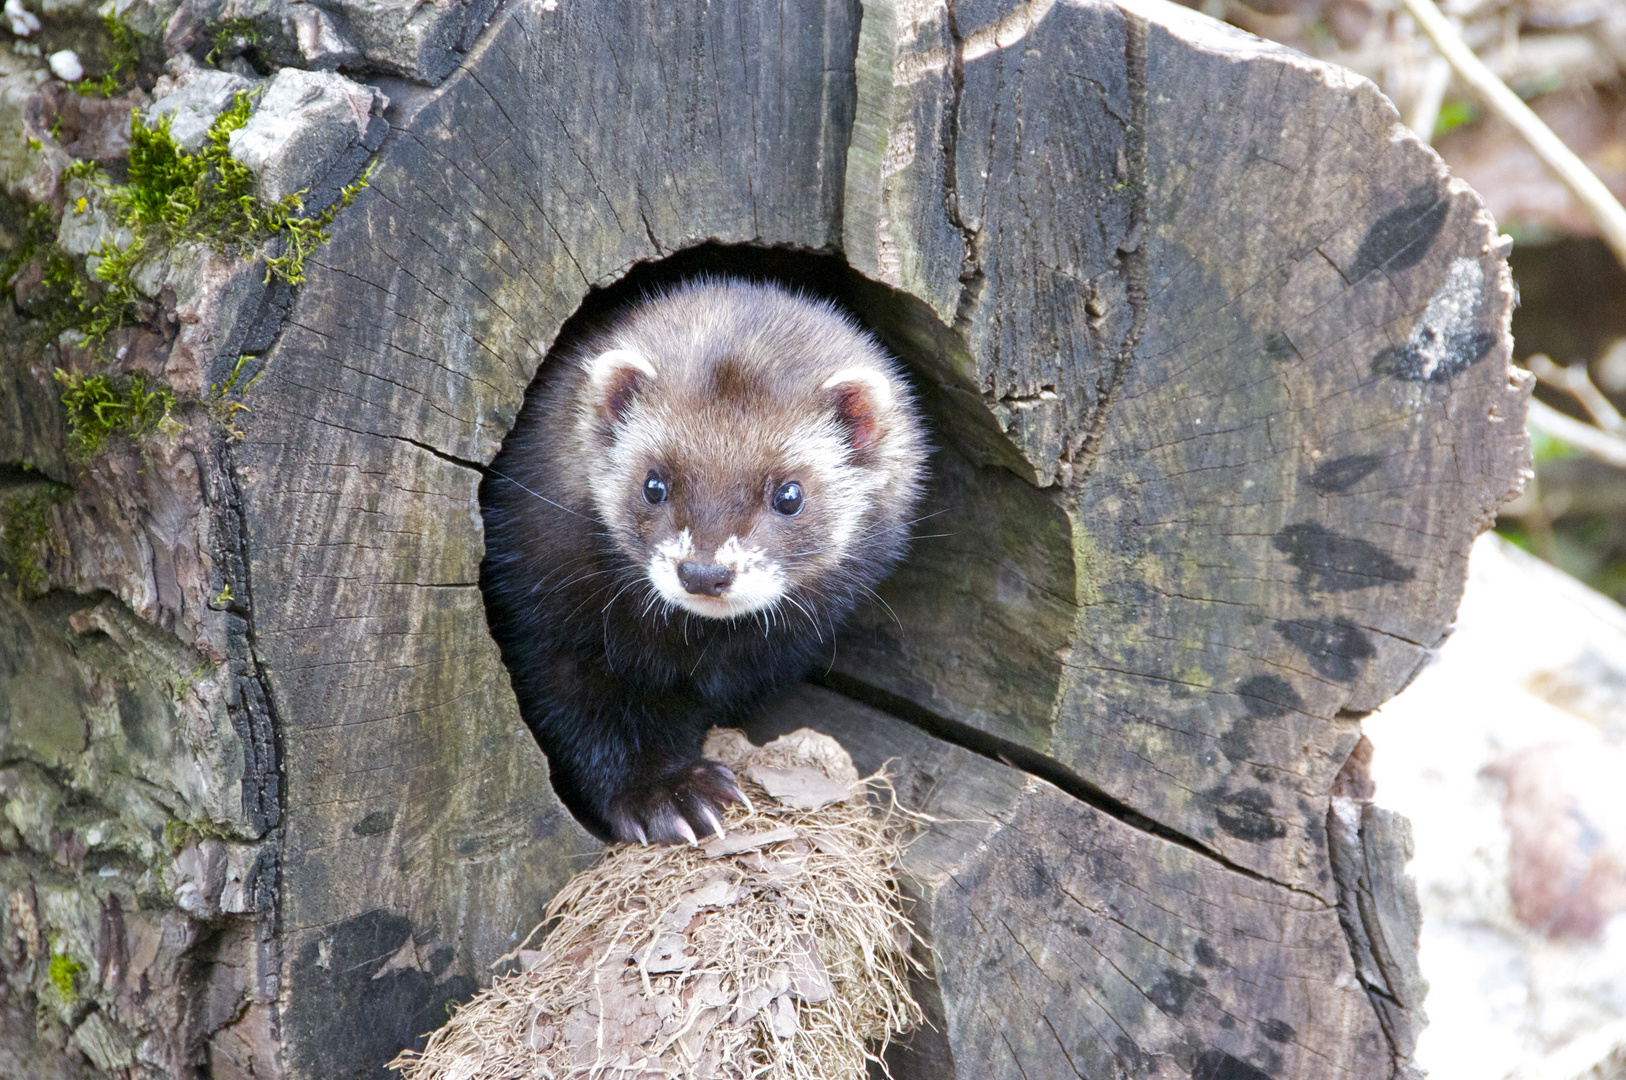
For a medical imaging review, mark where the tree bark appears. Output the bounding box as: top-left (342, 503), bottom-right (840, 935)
top-left (0, 0), bottom-right (1526, 1078)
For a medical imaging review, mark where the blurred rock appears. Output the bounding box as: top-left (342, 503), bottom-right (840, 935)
top-left (1507, 1018), bottom-right (1626, 1080)
top-left (226, 66), bottom-right (386, 207)
top-left (30, 84), bottom-right (142, 163)
top-left (146, 67), bottom-right (255, 153)
top-left (1483, 742), bottom-right (1626, 938)
top-left (1367, 533), bottom-right (1626, 1080)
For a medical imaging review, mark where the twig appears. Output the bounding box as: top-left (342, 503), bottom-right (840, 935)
top-left (1397, 0), bottom-right (1626, 272)
top-left (1526, 354), bottom-right (1626, 434)
top-left (1527, 397), bottom-right (1626, 470)
top-left (1408, 51), bottom-right (1453, 146)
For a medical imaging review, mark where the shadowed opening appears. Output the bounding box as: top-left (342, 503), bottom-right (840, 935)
top-left (476, 244), bottom-right (1077, 1075)
top-left (478, 243), bottom-right (1070, 846)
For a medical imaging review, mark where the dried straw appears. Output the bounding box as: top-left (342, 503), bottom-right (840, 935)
top-left (389, 728), bottom-right (924, 1080)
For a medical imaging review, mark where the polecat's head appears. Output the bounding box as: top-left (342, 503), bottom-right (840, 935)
top-left (571, 281), bottom-right (927, 621)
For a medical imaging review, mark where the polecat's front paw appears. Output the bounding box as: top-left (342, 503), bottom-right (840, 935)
top-left (605, 760), bottom-right (744, 845)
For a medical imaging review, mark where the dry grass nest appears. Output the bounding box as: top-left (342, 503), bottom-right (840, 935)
top-left (390, 727), bottom-right (926, 1080)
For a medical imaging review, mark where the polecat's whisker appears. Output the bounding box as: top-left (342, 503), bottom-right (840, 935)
top-left (479, 279), bottom-right (926, 846)
top-left (783, 594), bottom-right (822, 642)
top-left (485, 467), bottom-right (592, 519)
top-left (541, 567), bottom-right (619, 598)
top-left (600, 579), bottom-right (641, 613)
top-left (851, 582), bottom-right (906, 633)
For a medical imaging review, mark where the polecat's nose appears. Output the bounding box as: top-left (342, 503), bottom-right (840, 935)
top-left (677, 562), bottom-right (735, 597)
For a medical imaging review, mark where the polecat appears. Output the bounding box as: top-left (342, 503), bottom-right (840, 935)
top-left (480, 279), bottom-right (928, 845)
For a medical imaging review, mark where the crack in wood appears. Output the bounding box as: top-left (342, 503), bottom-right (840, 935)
top-left (809, 669), bottom-right (1328, 903)
top-left (939, 0), bottom-right (987, 340)
top-left (1326, 792), bottom-right (1427, 1079)
top-left (1041, 1002), bottom-right (1090, 1078)
top-left (220, 440), bottom-right (287, 848)
top-left (385, 433), bottom-right (486, 474)
top-left (1061, 10), bottom-right (1148, 488)
top-left (216, 438), bottom-right (289, 1061)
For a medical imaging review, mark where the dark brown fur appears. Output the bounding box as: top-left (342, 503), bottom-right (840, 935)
top-left (480, 280), bottom-right (927, 844)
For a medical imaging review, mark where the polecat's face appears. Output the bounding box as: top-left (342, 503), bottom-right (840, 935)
top-left (570, 289), bottom-right (924, 622)
top-left (634, 462), bottom-right (811, 619)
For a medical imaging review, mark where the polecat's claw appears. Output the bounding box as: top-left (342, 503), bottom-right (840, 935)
top-left (605, 758), bottom-right (741, 846)
top-left (606, 806), bottom-right (651, 846)
top-left (722, 781), bottom-right (753, 815)
top-left (482, 282), bottom-right (927, 861)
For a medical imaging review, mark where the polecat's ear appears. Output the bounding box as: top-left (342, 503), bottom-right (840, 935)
top-left (822, 367), bottom-right (895, 454)
top-left (586, 348), bottom-right (658, 424)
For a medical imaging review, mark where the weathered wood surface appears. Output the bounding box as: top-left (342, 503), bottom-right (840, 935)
top-left (239, 5), bottom-right (859, 1075)
top-left (834, 0), bottom-right (1524, 894)
top-left (753, 685), bottom-right (1398, 1080)
top-left (0, 0), bottom-right (1525, 1077)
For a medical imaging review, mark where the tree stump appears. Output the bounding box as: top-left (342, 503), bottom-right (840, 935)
top-left (0, 0), bottom-right (1526, 1078)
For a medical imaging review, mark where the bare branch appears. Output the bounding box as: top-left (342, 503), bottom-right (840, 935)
top-left (1407, 52), bottom-right (1452, 146)
top-left (1527, 354), bottom-right (1626, 434)
top-left (1528, 398), bottom-right (1626, 470)
top-left (1398, 0), bottom-right (1626, 273)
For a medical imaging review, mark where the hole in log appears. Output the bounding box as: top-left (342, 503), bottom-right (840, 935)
top-left (476, 243), bottom-right (1072, 839)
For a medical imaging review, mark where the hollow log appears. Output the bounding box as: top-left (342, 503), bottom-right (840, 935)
top-left (0, 0), bottom-right (1526, 1077)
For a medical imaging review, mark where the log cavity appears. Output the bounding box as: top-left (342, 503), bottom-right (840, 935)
top-left (477, 243), bottom-right (1077, 839)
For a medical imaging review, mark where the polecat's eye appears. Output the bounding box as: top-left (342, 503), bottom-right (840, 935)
top-left (643, 471), bottom-right (669, 505)
top-left (771, 482), bottom-right (804, 516)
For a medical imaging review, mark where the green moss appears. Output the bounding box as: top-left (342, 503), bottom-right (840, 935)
top-left (1530, 427), bottom-right (1583, 464)
top-left (0, 199), bottom-right (82, 335)
top-left (20, 91), bottom-right (373, 351)
top-left (1432, 99), bottom-right (1478, 141)
top-left (5, 85), bottom-right (373, 454)
top-left (214, 354), bottom-right (255, 397)
top-left (264, 164), bottom-right (375, 286)
top-left (172, 661), bottom-right (216, 702)
top-left (35, 254), bottom-right (88, 334)
top-left (55, 370), bottom-right (177, 458)
top-left (83, 92), bottom-right (375, 312)
top-left (162, 817), bottom-right (232, 853)
top-left (48, 953), bottom-right (83, 1002)
top-left (80, 234), bottom-right (148, 342)
top-left (115, 113), bottom-right (210, 231)
top-left (208, 354), bottom-right (263, 436)
top-left (72, 16), bottom-right (145, 99)
top-left (205, 17), bottom-right (261, 67)
top-left (0, 489), bottom-right (67, 597)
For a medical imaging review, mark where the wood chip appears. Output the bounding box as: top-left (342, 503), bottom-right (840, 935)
top-left (701, 825), bottom-right (800, 857)
top-left (784, 934), bottom-right (834, 1003)
top-left (747, 765), bottom-right (852, 811)
top-left (637, 934), bottom-right (695, 974)
top-left (767, 994), bottom-right (799, 1038)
